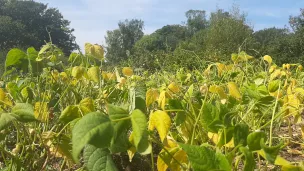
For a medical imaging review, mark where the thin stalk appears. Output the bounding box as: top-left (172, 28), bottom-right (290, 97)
top-left (190, 91), bottom-right (208, 145)
top-left (269, 81), bottom-right (281, 147)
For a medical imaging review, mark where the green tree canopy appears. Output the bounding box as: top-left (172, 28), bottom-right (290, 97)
top-left (0, 0), bottom-right (77, 54)
top-left (105, 19), bottom-right (144, 64)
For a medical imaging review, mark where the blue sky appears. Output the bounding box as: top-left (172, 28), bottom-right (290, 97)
top-left (37, 0), bottom-right (304, 50)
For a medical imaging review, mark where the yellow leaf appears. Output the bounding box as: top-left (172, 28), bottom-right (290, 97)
top-left (158, 91), bottom-right (166, 110)
top-left (122, 67), bottom-right (133, 76)
top-left (92, 44), bottom-right (104, 60)
top-left (216, 63), bottom-right (226, 77)
top-left (297, 65), bottom-right (303, 71)
top-left (71, 66), bottom-right (85, 79)
top-left (258, 150), bottom-right (290, 166)
top-left (263, 55), bottom-right (272, 65)
top-left (87, 66), bottom-right (100, 83)
top-left (203, 65), bottom-right (212, 75)
top-left (0, 88), bottom-right (6, 102)
top-left (269, 65), bottom-right (276, 73)
top-left (163, 136), bottom-right (177, 148)
top-left (34, 102), bottom-right (49, 122)
top-left (157, 148), bottom-right (180, 171)
top-left (295, 88), bottom-right (304, 102)
top-left (127, 146), bottom-right (136, 162)
top-left (79, 98), bottom-right (94, 114)
top-left (209, 85), bottom-right (227, 100)
top-left (85, 43), bottom-right (104, 60)
top-left (148, 110), bottom-right (171, 142)
top-left (227, 82), bottom-right (241, 99)
top-left (209, 85), bottom-right (217, 93)
top-left (146, 88), bottom-right (159, 107)
top-left (270, 69), bottom-right (281, 80)
top-left (208, 132), bottom-right (220, 144)
top-left (59, 72), bottom-right (68, 81)
top-left (168, 82), bottom-right (180, 94)
top-left (85, 43), bottom-right (93, 55)
top-left (169, 150), bottom-right (188, 171)
top-left (106, 73), bottom-right (116, 81)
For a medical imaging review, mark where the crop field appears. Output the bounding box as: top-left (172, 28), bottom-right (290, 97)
top-left (0, 43), bottom-right (303, 171)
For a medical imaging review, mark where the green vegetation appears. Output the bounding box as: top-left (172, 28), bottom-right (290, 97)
top-left (1, 0), bottom-right (304, 171)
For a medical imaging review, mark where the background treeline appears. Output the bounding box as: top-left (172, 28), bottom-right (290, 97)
top-left (1, 0), bottom-right (304, 72)
top-left (105, 7), bottom-right (304, 70)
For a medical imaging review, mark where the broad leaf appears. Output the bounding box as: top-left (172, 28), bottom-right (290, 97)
top-left (0, 113), bottom-right (16, 130)
top-left (227, 82), bottom-right (241, 100)
top-left (239, 147), bottom-right (255, 171)
top-left (83, 144), bottom-right (117, 171)
top-left (11, 103), bottom-right (36, 122)
top-left (131, 109), bottom-right (151, 154)
top-left (146, 88), bottom-right (159, 107)
top-left (34, 102), bottom-right (48, 122)
top-left (260, 138), bottom-right (283, 164)
top-left (5, 48), bottom-right (27, 68)
top-left (268, 80), bottom-right (280, 93)
top-left (59, 105), bottom-right (80, 123)
top-left (215, 152), bottom-right (231, 171)
top-left (87, 67), bottom-right (100, 83)
top-left (79, 98), bottom-right (95, 114)
top-left (179, 143), bottom-right (217, 171)
top-left (72, 112), bottom-right (114, 162)
top-left (234, 123), bottom-right (249, 146)
top-left (107, 104), bottom-right (131, 153)
top-left (148, 110), bottom-right (171, 142)
top-left (247, 131), bottom-right (267, 151)
top-left (200, 102), bottom-right (218, 131)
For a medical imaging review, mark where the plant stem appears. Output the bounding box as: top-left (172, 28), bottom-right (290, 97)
top-left (269, 81), bottom-right (281, 147)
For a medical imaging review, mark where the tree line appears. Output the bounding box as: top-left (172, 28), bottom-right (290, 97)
top-left (1, 0), bottom-right (304, 71)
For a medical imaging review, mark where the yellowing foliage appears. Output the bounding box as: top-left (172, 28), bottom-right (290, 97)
top-left (227, 82), bottom-right (241, 99)
top-left (122, 67), bottom-right (133, 76)
top-left (148, 110), bottom-right (171, 142)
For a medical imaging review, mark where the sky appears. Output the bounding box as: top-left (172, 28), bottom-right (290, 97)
top-left (37, 0), bottom-right (304, 50)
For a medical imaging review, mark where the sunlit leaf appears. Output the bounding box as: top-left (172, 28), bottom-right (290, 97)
top-left (227, 82), bottom-right (241, 100)
top-left (148, 110), bottom-right (171, 142)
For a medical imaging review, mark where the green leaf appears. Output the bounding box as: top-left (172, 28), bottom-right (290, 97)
top-left (83, 145), bottom-right (118, 171)
top-left (59, 105), bottom-right (80, 123)
top-left (169, 99), bottom-right (186, 126)
top-left (179, 143), bottom-right (217, 171)
top-left (72, 112), bottom-right (114, 162)
top-left (0, 113), bottom-right (16, 130)
top-left (107, 104), bottom-right (131, 153)
top-left (217, 127), bottom-right (234, 148)
top-left (200, 102), bottom-right (217, 130)
top-left (234, 123), bottom-right (249, 146)
top-left (260, 138), bottom-right (283, 164)
top-left (215, 153), bottom-right (231, 171)
top-left (208, 120), bottom-right (223, 133)
top-left (268, 80), bottom-right (280, 93)
top-left (247, 131), bottom-right (267, 151)
top-left (11, 103), bottom-right (36, 122)
top-left (131, 109), bottom-right (151, 154)
top-left (239, 147), bottom-right (255, 171)
top-left (184, 84), bottom-right (194, 101)
top-left (5, 48), bottom-right (27, 68)
top-left (79, 98), bottom-right (95, 114)
top-left (27, 47), bottom-right (38, 61)
top-left (281, 165), bottom-right (303, 171)
top-left (38, 43), bottom-right (52, 56)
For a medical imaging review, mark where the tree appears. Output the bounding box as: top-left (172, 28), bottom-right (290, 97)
top-left (105, 19), bottom-right (144, 64)
top-left (185, 10), bottom-right (208, 36)
top-left (0, 0), bottom-right (77, 54)
top-left (203, 8), bottom-right (255, 59)
top-left (253, 27), bottom-right (290, 56)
